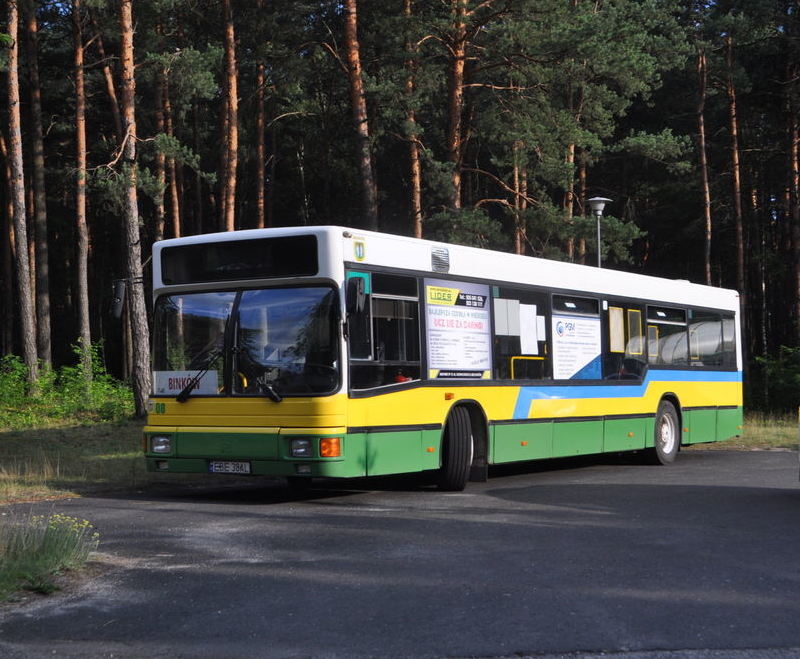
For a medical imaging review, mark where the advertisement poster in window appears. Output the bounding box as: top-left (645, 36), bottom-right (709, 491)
top-left (425, 279), bottom-right (492, 379)
top-left (552, 315), bottom-right (602, 379)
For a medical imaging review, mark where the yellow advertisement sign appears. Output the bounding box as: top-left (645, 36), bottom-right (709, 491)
top-left (426, 285), bottom-right (460, 305)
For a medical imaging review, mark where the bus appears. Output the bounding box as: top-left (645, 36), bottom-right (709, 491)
top-left (143, 225), bottom-right (743, 490)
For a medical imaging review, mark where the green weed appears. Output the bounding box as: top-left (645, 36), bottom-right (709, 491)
top-left (0, 345), bottom-right (134, 430)
top-left (0, 512), bottom-right (100, 599)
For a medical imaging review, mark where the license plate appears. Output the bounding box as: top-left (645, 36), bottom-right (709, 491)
top-left (208, 460), bottom-right (251, 475)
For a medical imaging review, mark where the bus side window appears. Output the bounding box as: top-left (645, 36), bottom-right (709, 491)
top-left (688, 309), bottom-right (724, 367)
top-left (493, 289), bottom-right (550, 380)
top-left (346, 273), bottom-right (372, 360)
top-left (647, 306), bottom-right (688, 366)
top-left (604, 304), bottom-right (645, 380)
top-left (349, 273), bottom-right (421, 389)
top-left (721, 314), bottom-right (736, 367)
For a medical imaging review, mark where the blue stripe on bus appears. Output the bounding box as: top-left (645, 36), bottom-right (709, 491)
top-left (512, 370), bottom-right (742, 420)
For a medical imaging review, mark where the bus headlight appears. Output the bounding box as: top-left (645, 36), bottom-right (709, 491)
top-left (290, 438), bottom-right (313, 458)
top-left (150, 435), bottom-right (172, 453)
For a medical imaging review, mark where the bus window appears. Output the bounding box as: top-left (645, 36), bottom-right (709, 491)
top-left (232, 287), bottom-right (339, 395)
top-left (604, 303), bottom-right (645, 380)
top-left (349, 273), bottom-right (421, 389)
top-left (152, 292), bottom-right (234, 395)
top-left (722, 314), bottom-right (737, 368)
top-left (347, 273), bottom-right (372, 360)
top-left (647, 306), bottom-right (688, 366)
top-left (688, 309), bottom-right (723, 367)
top-left (492, 288), bottom-right (550, 380)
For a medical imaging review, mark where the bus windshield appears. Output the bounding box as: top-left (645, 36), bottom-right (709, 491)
top-left (152, 286), bottom-right (339, 398)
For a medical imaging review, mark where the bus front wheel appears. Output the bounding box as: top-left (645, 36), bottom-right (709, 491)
top-left (437, 407), bottom-right (473, 491)
top-left (646, 400), bottom-right (680, 465)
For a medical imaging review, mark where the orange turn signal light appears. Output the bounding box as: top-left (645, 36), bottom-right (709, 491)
top-left (319, 437), bottom-right (342, 458)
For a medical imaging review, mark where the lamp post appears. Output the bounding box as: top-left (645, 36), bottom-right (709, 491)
top-left (587, 197), bottom-right (612, 268)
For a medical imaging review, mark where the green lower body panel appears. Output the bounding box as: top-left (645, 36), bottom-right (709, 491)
top-left (175, 431), bottom-right (280, 459)
top-left (363, 429), bottom-right (441, 476)
top-left (552, 419), bottom-right (603, 457)
top-left (603, 416), bottom-right (649, 453)
top-left (715, 406), bottom-right (744, 442)
top-left (492, 416), bottom-right (650, 463)
top-left (681, 406), bottom-right (743, 445)
top-left (144, 427), bottom-right (441, 479)
top-left (684, 408), bottom-right (718, 444)
top-left (145, 456), bottom-right (359, 478)
top-left (492, 421), bottom-right (553, 463)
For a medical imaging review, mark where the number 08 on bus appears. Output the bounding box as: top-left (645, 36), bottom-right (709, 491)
top-left (144, 226), bottom-right (743, 491)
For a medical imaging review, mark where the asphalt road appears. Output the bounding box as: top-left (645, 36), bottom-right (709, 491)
top-left (1, 450), bottom-right (799, 659)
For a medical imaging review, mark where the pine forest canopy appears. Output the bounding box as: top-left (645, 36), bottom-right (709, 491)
top-left (0, 0), bottom-right (797, 413)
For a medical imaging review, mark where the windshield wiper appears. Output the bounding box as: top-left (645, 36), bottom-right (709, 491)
top-left (176, 347), bottom-right (222, 403)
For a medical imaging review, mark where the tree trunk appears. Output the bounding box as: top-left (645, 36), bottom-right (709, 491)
top-left (268, 122), bottom-right (277, 228)
top-left (73, 0), bottom-right (92, 380)
top-left (0, 130), bottom-right (15, 356)
top-left (726, 35), bottom-right (745, 300)
top-left (193, 97), bottom-right (204, 234)
top-left (563, 142), bottom-right (576, 260)
top-left (343, 0), bottom-right (378, 229)
top-left (254, 0), bottom-right (266, 230)
top-left (446, 0), bottom-right (467, 211)
top-left (154, 60), bottom-right (167, 242)
top-left (512, 140), bottom-right (528, 255)
top-left (577, 158), bottom-right (587, 265)
top-left (256, 58), bottom-right (266, 229)
top-left (6, 0), bottom-right (38, 388)
top-left (788, 63), bottom-right (800, 342)
top-left (89, 8), bottom-right (123, 142)
top-left (24, 4), bottom-right (51, 368)
top-left (697, 47), bottom-right (713, 286)
top-left (222, 0), bottom-right (238, 232)
top-left (119, 0), bottom-right (150, 416)
top-left (165, 97), bottom-right (181, 238)
top-left (405, 0), bottom-right (423, 238)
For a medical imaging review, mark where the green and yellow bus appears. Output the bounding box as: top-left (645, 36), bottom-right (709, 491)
top-left (144, 226), bottom-right (743, 490)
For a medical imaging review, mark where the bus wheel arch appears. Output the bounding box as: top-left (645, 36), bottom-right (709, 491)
top-left (437, 402), bottom-right (488, 491)
top-left (646, 396), bottom-right (681, 465)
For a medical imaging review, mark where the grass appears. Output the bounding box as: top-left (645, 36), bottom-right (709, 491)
top-left (0, 512), bottom-right (100, 600)
top-left (0, 420), bottom-right (146, 503)
top-left (696, 412), bottom-right (798, 451)
top-left (0, 419), bottom-right (218, 503)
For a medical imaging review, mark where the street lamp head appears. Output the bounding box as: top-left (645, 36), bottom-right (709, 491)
top-left (588, 197), bottom-right (612, 269)
top-left (587, 197), bottom-right (612, 216)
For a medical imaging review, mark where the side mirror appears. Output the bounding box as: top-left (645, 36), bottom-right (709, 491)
top-left (111, 279), bottom-right (127, 319)
top-left (346, 276), bottom-right (366, 315)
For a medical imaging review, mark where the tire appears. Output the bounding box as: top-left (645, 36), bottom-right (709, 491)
top-left (437, 407), bottom-right (473, 491)
top-left (646, 400), bottom-right (680, 465)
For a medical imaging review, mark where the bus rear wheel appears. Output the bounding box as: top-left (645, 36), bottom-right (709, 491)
top-left (437, 406), bottom-right (473, 491)
top-left (646, 400), bottom-right (680, 465)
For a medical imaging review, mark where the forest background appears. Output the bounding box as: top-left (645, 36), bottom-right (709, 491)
top-left (1, 0), bottom-right (799, 418)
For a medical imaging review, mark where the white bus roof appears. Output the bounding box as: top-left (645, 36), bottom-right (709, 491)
top-left (153, 225), bottom-right (739, 312)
